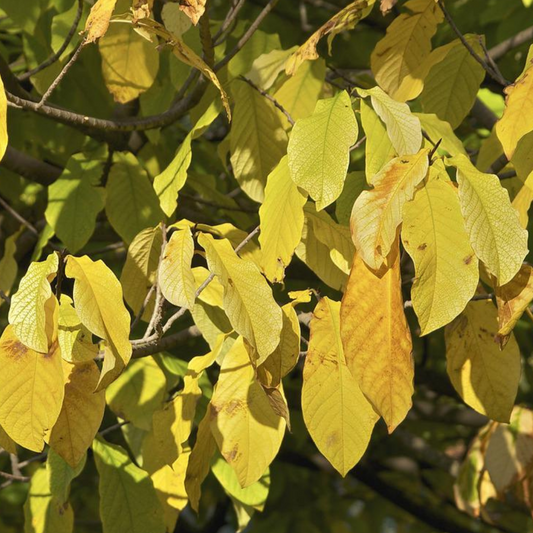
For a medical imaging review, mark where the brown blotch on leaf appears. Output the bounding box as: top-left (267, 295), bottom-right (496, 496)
top-left (463, 254), bottom-right (474, 265)
top-left (417, 243), bottom-right (427, 251)
top-left (4, 340), bottom-right (29, 360)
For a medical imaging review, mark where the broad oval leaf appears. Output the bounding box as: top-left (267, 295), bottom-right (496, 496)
top-left (303, 297), bottom-right (378, 476)
top-left (84, 0), bottom-right (118, 43)
top-left (287, 90), bottom-right (358, 210)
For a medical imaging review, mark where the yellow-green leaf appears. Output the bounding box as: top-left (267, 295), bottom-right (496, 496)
top-left (359, 86), bottom-right (422, 156)
top-left (371, 0), bottom-right (443, 101)
top-left (84, 0), bottom-right (118, 43)
top-left (303, 297), bottom-right (377, 475)
top-left (198, 233), bottom-right (282, 364)
top-left (8, 252), bottom-right (58, 353)
top-left (351, 149), bottom-right (430, 270)
top-left (45, 155), bottom-right (105, 253)
top-left (65, 255), bottom-right (132, 390)
top-left (106, 358), bottom-right (166, 431)
top-left (99, 20), bottom-right (159, 103)
top-left (48, 360), bottom-right (105, 467)
top-left (0, 73), bottom-right (7, 162)
top-left (23, 466), bottom-right (74, 533)
top-left (209, 337), bottom-right (286, 488)
top-left (402, 175), bottom-right (478, 334)
top-left (0, 325), bottom-right (64, 452)
top-left (47, 448), bottom-right (86, 506)
top-left (415, 113), bottom-right (467, 157)
top-left (288, 90), bottom-right (358, 210)
top-left (159, 227), bottom-right (196, 309)
top-left (0, 230), bottom-right (19, 307)
top-left (92, 437), bottom-right (166, 533)
top-left (229, 80), bottom-right (288, 202)
top-left (420, 36), bottom-right (486, 129)
top-left (449, 154), bottom-right (528, 285)
top-left (247, 47), bottom-right (297, 91)
top-left (340, 247), bottom-right (413, 432)
top-left (259, 156), bottom-right (307, 283)
top-left (445, 300), bottom-right (521, 422)
top-left (105, 152), bottom-right (163, 245)
top-left (286, 0), bottom-right (371, 75)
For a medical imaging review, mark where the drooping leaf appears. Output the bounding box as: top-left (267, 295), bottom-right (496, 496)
top-left (99, 19), bottom-right (159, 103)
top-left (350, 149), bottom-right (429, 270)
top-left (8, 252), bottom-right (58, 353)
top-left (105, 152), bottom-right (163, 244)
top-left (247, 47), bottom-right (297, 91)
top-left (92, 437), bottom-right (166, 533)
top-left (445, 300), bottom-right (521, 422)
top-left (286, 0), bottom-right (372, 75)
top-left (23, 465), bottom-right (74, 533)
top-left (359, 86), bottom-right (422, 156)
top-left (84, 0), bottom-right (118, 43)
top-left (449, 154), bottom-right (528, 285)
top-left (229, 80), bottom-right (288, 202)
top-left (106, 358), bottom-right (166, 431)
top-left (209, 337), bottom-right (286, 488)
top-left (0, 73), bottom-right (7, 162)
top-left (159, 227), bottom-right (196, 309)
top-left (0, 230), bottom-right (19, 306)
top-left (45, 155), bottom-right (105, 253)
top-left (287, 90), bottom-right (358, 210)
top-left (48, 360), bottom-right (105, 467)
top-left (0, 325), bottom-right (64, 452)
top-left (340, 246), bottom-right (413, 432)
top-left (198, 233), bottom-right (282, 364)
top-left (179, 0), bottom-right (205, 25)
top-left (415, 113), bottom-right (468, 157)
top-left (303, 297), bottom-right (377, 475)
top-left (47, 449), bottom-right (86, 507)
top-left (335, 171), bottom-right (367, 225)
top-left (402, 173), bottom-right (478, 334)
top-left (371, 0), bottom-right (443, 101)
top-left (420, 36), bottom-right (486, 129)
top-left (120, 226), bottom-right (163, 323)
top-left (259, 156), bottom-right (307, 283)
top-left (495, 264), bottom-right (533, 345)
top-left (65, 255), bottom-right (132, 390)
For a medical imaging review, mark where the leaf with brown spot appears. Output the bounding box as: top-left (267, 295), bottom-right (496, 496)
top-left (84, 0), bottom-right (118, 43)
top-left (179, 0), bottom-right (206, 25)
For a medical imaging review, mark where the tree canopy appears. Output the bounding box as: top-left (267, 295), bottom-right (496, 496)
top-left (1, 0), bottom-right (533, 532)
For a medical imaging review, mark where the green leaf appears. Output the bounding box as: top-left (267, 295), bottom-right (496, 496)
top-left (47, 449), bottom-right (86, 506)
top-left (230, 80), bottom-right (288, 202)
top-left (288, 90), bottom-right (358, 210)
top-left (92, 437), bottom-right (166, 533)
top-left (0, 74), bottom-right (7, 162)
top-left (45, 155), bottom-right (105, 253)
top-left (106, 153), bottom-right (163, 245)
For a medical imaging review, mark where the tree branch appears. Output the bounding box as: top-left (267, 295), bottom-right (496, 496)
top-left (132, 325), bottom-right (202, 358)
top-left (489, 25), bottom-right (533, 62)
top-left (0, 146), bottom-right (63, 185)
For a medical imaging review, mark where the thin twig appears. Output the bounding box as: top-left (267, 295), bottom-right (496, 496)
top-left (36, 41), bottom-right (86, 109)
top-left (18, 0), bottom-right (84, 81)
top-left (213, 0), bottom-right (247, 45)
top-left (239, 75), bottom-right (295, 126)
top-left (215, 0), bottom-right (280, 71)
top-left (0, 196), bottom-right (39, 236)
top-left (350, 135), bottom-right (366, 152)
top-left (99, 420), bottom-right (129, 437)
top-left (488, 25), bottom-right (533, 62)
top-left (405, 293), bottom-right (494, 309)
top-left (437, 0), bottom-right (509, 87)
top-left (0, 290), bottom-right (10, 305)
top-left (0, 471), bottom-right (30, 482)
top-left (180, 192), bottom-right (258, 212)
top-left (199, 6), bottom-right (215, 68)
top-left (130, 283), bottom-right (157, 333)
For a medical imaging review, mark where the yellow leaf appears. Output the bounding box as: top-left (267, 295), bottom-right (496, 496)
top-left (178, 0), bottom-right (205, 25)
top-left (0, 230), bottom-right (19, 307)
top-left (0, 326), bottom-right (64, 452)
top-left (358, 86), bottom-right (422, 156)
top-left (84, 0), bottom-right (118, 43)
top-left (420, 36), bottom-right (486, 129)
top-left (247, 47), bottom-right (298, 91)
top-left (8, 252), bottom-right (58, 353)
top-left (340, 246), bottom-right (414, 432)
top-left (58, 294), bottom-right (99, 363)
top-left (259, 156), bottom-right (307, 283)
top-left (65, 255), bottom-right (132, 390)
top-left (92, 437), bottom-right (166, 533)
top-left (449, 154), bottom-right (528, 285)
top-left (99, 20), bottom-right (159, 103)
top-left (48, 360), bottom-right (105, 467)
top-left (106, 358), bottom-right (166, 431)
top-left (495, 264), bottom-right (533, 345)
top-left (209, 337), bottom-right (285, 487)
top-left (120, 226), bottom-right (163, 323)
top-left (371, 0), bottom-right (443, 101)
top-left (23, 465), bottom-right (74, 533)
top-left (496, 58), bottom-right (533, 158)
top-left (229, 81), bottom-right (287, 202)
top-left (445, 300), bottom-right (521, 422)
top-left (415, 113), bottom-right (468, 157)
top-left (198, 233), bottom-right (282, 364)
top-left (159, 227), bottom-right (196, 309)
top-left (350, 149), bottom-right (430, 270)
top-left (192, 266), bottom-right (224, 307)
top-left (360, 98), bottom-right (396, 181)
top-left (0, 74), bottom-right (7, 162)
top-left (185, 410), bottom-right (216, 512)
top-left (286, 0), bottom-right (372, 75)
top-left (287, 91), bottom-right (358, 210)
top-left (402, 175), bottom-right (478, 334)
top-left (257, 303), bottom-right (301, 388)
top-left (303, 297), bottom-right (377, 475)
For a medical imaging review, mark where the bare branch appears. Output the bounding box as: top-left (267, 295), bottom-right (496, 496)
top-left (0, 195), bottom-right (39, 236)
top-left (199, 7), bottom-right (215, 68)
top-left (0, 290), bottom-right (10, 305)
top-left (0, 471), bottom-right (30, 482)
top-left (489, 25), bottom-right (533, 62)
top-left (132, 325), bottom-right (202, 358)
top-left (0, 146), bottom-right (63, 185)
top-left (213, 0), bottom-right (247, 45)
